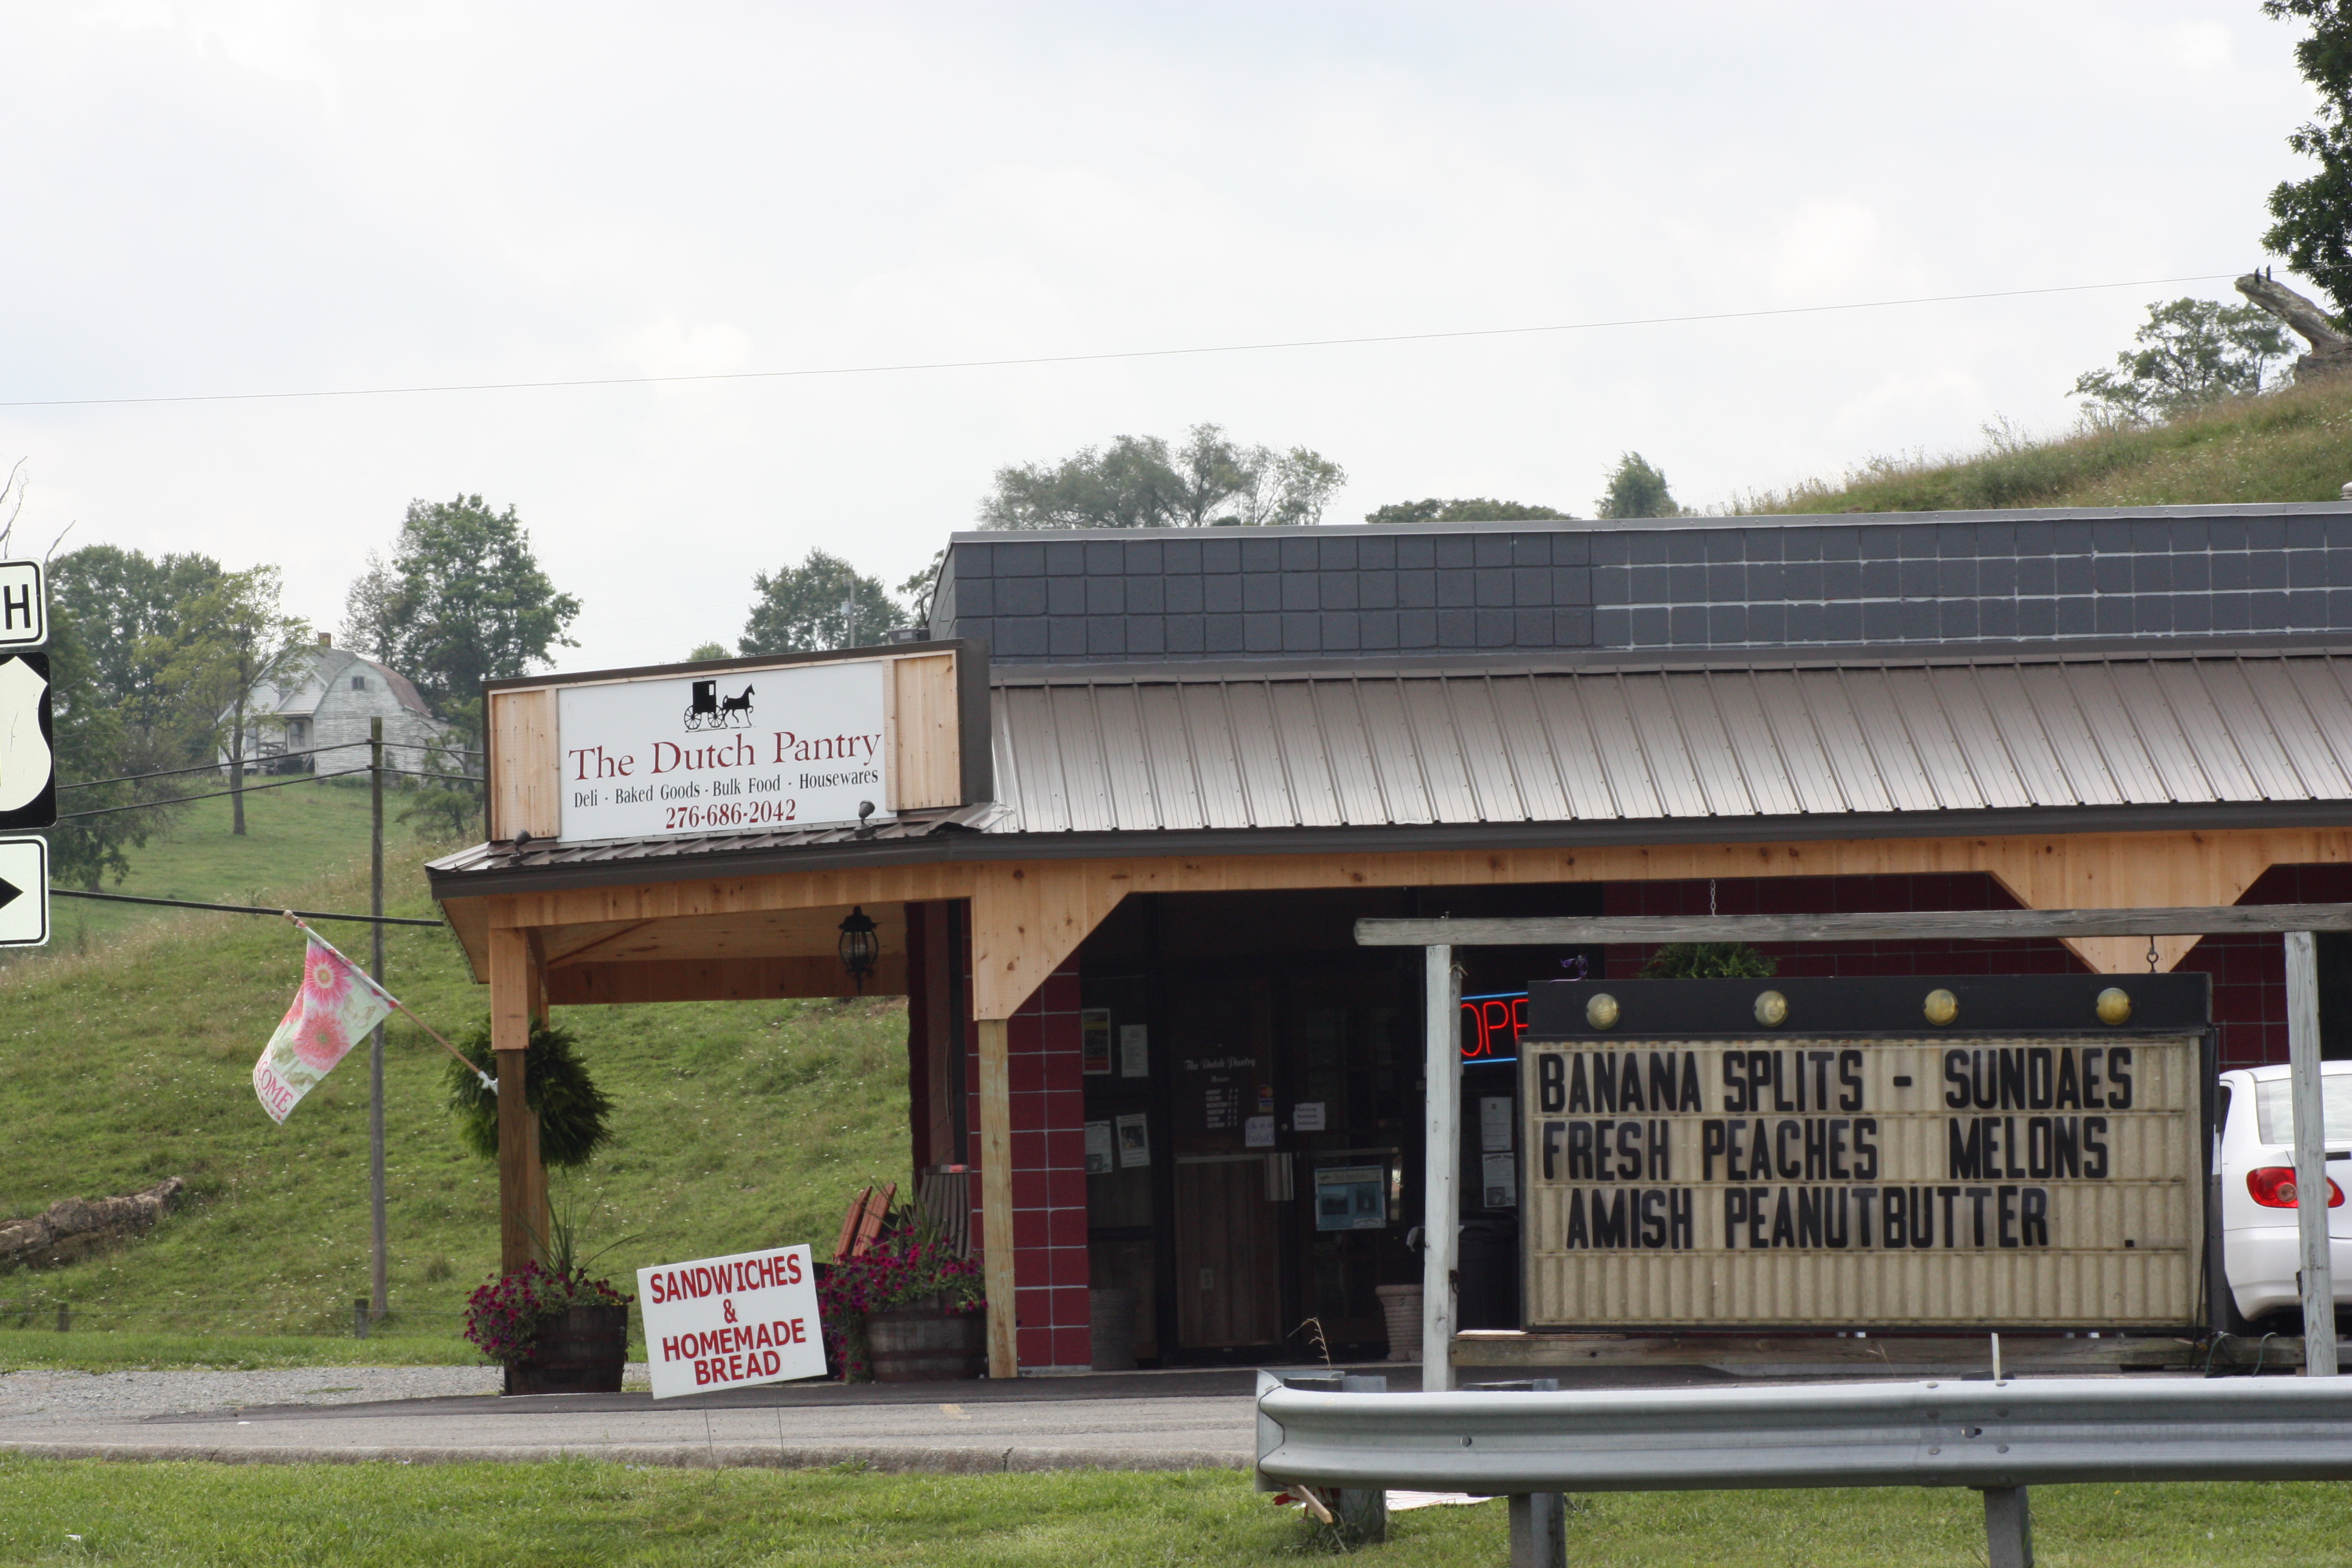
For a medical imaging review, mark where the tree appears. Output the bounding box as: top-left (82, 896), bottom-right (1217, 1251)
top-left (2263, 0), bottom-right (2352, 319)
top-left (40, 608), bottom-right (161, 889)
top-left (738, 549), bottom-right (907, 655)
top-left (2070, 297), bottom-right (2292, 422)
top-left (1363, 498), bottom-right (1572, 525)
top-left (898, 550), bottom-right (946, 625)
top-left (1597, 454), bottom-right (1681, 519)
top-left (341, 496), bottom-right (581, 718)
top-left (685, 641), bottom-right (731, 662)
top-left (154, 566), bottom-right (309, 837)
top-left (979, 423), bottom-right (1346, 530)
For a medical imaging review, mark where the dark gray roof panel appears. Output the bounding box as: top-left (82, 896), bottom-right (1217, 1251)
top-left (932, 503), bottom-right (2352, 665)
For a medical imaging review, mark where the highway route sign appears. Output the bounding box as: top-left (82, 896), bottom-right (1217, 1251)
top-left (0, 835), bottom-right (47, 947)
top-left (0, 560), bottom-right (40, 648)
top-left (0, 652), bottom-right (53, 832)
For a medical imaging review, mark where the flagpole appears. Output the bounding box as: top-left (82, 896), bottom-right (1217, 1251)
top-left (369, 718), bottom-right (388, 1327)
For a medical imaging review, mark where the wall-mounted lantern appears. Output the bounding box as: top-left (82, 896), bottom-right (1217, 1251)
top-left (837, 906), bottom-right (879, 993)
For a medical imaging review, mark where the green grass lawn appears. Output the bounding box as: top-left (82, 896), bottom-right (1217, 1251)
top-left (1743, 374), bottom-right (2352, 514)
top-left (0, 1331), bottom-right (484, 1372)
top-left (0, 836), bottom-right (912, 1355)
top-left (0, 1462), bottom-right (2344, 1567)
top-left (34, 776), bottom-right (384, 953)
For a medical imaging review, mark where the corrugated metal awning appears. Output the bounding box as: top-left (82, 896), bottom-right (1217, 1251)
top-left (987, 654), bottom-right (2352, 835)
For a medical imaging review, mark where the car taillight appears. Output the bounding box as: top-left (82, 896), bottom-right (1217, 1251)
top-left (2246, 1167), bottom-right (2346, 1208)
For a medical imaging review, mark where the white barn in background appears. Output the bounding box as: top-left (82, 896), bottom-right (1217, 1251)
top-left (219, 633), bottom-right (464, 778)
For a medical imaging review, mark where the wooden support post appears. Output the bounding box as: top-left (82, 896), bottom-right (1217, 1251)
top-left (2287, 931), bottom-right (2337, 1375)
top-left (977, 1016), bottom-right (1017, 1378)
top-left (1422, 943), bottom-right (1460, 1390)
top-left (489, 925), bottom-right (536, 1276)
top-left (525, 957), bottom-right (551, 1254)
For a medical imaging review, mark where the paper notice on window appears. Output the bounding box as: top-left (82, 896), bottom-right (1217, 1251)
top-left (1085, 1120), bottom-right (1114, 1174)
top-left (1482, 1152), bottom-right (1518, 1208)
top-left (1245, 1114), bottom-right (1275, 1148)
top-left (1116, 1113), bottom-right (1151, 1168)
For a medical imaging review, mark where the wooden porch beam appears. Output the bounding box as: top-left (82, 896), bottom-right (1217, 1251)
top-left (1357, 902), bottom-right (2352, 947)
top-left (542, 951), bottom-right (909, 1005)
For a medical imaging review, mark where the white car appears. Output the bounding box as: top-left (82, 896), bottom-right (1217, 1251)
top-left (2218, 1061), bottom-right (2352, 1329)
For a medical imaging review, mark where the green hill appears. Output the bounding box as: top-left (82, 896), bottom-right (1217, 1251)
top-left (1740, 374), bottom-right (2352, 514)
top-left (0, 840), bottom-right (911, 1360)
top-left (35, 776), bottom-right (383, 955)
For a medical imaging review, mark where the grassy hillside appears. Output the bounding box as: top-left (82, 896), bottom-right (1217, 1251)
top-left (1741, 374), bottom-right (2352, 514)
top-left (0, 841), bottom-right (911, 1357)
top-left (36, 777), bottom-right (382, 954)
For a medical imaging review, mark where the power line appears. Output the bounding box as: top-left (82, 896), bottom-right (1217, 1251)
top-left (58, 741), bottom-right (371, 790)
top-left (50, 888), bottom-right (444, 927)
top-left (54, 764), bottom-right (481, 821)
top-left (62, 748), bottom-right (482, 794)
top-left (57, 769), bottom-right (350, 820)
top-left (0, 272), bottom-right (2245, 411)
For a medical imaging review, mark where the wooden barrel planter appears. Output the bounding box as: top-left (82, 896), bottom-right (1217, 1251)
top-left (503, 1303), bottom-right (629, 1396)
top-left (865, 1303), bottom-right (986, 1382)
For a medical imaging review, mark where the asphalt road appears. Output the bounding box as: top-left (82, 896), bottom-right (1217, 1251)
top-left (0, 1363), bottom-right (1738, 1472)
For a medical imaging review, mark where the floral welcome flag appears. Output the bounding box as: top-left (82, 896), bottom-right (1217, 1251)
top-left (253, 933), bottom-right (393, 1124)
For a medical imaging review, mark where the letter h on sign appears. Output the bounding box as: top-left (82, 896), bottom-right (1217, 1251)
top-left (0, 561), bottom-right (42, 647)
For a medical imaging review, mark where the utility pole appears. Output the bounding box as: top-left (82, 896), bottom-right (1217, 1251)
top-left (369, 717), bottom-right (388, 1322)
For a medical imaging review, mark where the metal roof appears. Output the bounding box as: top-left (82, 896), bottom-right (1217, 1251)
top-left (987, 653), bottom-right (2352, 835)
top-left (430, 803), bottom-right (999, 876)
top-left (432, 651), bottom-right (2352, 886)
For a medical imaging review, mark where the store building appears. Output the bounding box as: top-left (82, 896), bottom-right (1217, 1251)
top-left (430, 502), bottom-right (2352, 1374)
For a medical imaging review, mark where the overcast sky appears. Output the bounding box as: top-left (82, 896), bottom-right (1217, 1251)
top-left (0, 2), bottom-right (2321, 671)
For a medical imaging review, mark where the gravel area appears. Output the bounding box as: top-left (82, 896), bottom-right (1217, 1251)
top-left (0, 1365), bottom-right (656, 1425)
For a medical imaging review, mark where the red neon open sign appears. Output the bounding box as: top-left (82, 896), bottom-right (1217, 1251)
top-left (1459, 992), bottom-right (1528, 1060)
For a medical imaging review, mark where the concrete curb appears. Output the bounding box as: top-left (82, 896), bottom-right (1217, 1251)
top-left (0, 1440), bottom-right (1250, 1474)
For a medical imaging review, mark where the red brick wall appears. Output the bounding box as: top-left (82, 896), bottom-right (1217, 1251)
top-left (2177, 864), bottom-right (2352, 1069)
top-left (963, 962), bottom-right (1092, 1371)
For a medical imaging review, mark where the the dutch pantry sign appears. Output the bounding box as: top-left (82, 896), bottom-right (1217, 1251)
top-left (559, 660), bottom-right (889, 841)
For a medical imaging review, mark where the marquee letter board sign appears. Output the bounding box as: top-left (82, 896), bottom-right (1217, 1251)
top-left (1519, 974), bottom-right (2209, 1331)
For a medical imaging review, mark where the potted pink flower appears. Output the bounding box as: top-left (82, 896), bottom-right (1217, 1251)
top-left (463, 1201), bottom-right (635, 1396)
top-left (816, 1216), bottom-right (984, 1383)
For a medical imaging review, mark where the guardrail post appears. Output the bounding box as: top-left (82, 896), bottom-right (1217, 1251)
top-left (1980, 1486), bottom-right (2033, 1568)
top-left (1507, 1492), bottom-right (1566, 1568)
top-left (2286, 931), bottom-right (2337, 1375)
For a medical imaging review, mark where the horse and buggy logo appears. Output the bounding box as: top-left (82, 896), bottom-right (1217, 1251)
top-left (684, 679), bottom-right (756, 732)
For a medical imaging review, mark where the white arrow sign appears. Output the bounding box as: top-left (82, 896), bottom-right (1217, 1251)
top-left (0, 835), bottom-right (48, 947)
top-left (0, 560), bottom-right (42, 647)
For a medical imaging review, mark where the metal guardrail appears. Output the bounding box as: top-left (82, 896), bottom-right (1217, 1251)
top-left (1255, 1372), bottom-right (2352, 1567)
